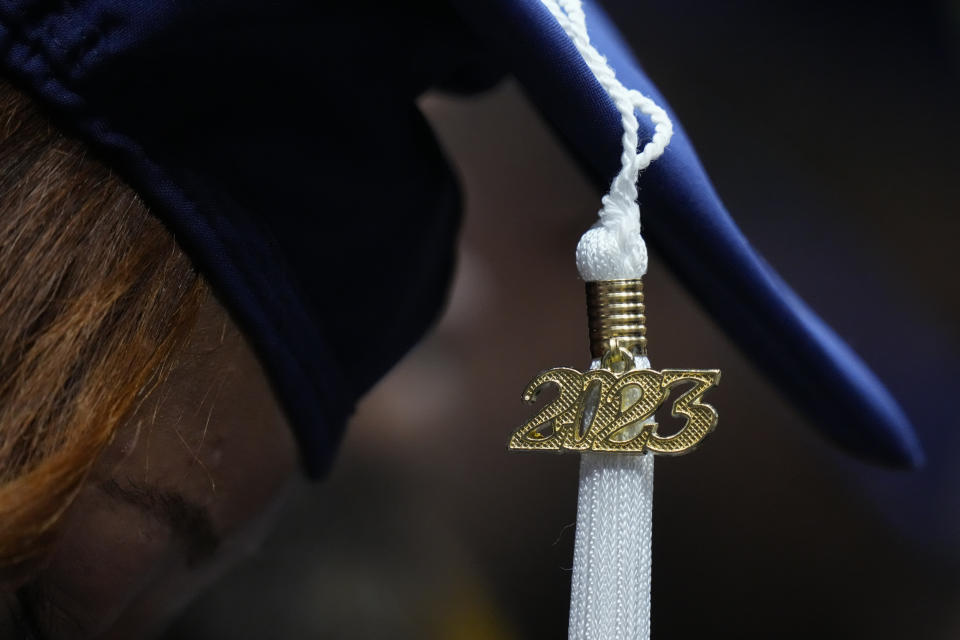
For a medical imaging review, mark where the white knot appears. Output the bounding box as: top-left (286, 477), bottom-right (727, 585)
top-left (576, 215), bottom-right (648, 281)
top-left (542, 0), bottom-right (672, 286)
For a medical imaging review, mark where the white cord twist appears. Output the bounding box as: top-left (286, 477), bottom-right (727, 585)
top-left (539, 2), bottom-right (673, 639)
top-left (540, 0), bottom-right (672, 282)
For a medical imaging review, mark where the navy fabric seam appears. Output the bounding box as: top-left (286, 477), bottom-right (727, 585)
top-left (0, 6), bottom-right (348, 474)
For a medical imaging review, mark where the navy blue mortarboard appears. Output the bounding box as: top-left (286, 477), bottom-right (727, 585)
top-left (0, 0), bottom-right (922, 475)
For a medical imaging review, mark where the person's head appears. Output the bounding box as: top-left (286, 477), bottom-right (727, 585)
top-left (0, 80), bottom-right (301, 638)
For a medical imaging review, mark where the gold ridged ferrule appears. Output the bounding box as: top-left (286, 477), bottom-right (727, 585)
top-left (586, 279), bottom-right (647, 359)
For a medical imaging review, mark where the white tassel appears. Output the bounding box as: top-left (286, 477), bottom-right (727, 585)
top-left (569, 454), bottom-right (653, 639)
top-left (568, 357), bottom-right (654, 640)
top-left (537, 1), bottom-right (674, 639)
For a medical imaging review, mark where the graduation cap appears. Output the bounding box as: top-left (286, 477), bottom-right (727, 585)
top-left (0, 0), bottom-right (922, 476)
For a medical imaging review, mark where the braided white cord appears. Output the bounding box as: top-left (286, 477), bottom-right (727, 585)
top-left (540, 0), bottom-right (673, 282)
top-left (538, 2), bottom-right (673, 639)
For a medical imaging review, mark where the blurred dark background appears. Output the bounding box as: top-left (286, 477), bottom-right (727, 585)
top-left (165, 1), bottom-right (960, 638)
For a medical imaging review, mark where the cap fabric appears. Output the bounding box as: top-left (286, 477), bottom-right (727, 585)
top-left (0, 0), bottom-right (922, 475)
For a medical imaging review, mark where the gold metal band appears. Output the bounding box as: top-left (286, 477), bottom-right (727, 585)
top-left (585, 279), bottom-right (647, 359)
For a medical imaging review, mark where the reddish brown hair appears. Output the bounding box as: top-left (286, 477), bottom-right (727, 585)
top-left (0, 80), bottom-right (207, 578)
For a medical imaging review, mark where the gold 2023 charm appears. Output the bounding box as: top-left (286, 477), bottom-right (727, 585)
top-left (508, 279), bottom-right (720, 456)
top-left (508, 366), bottom-right (720, 454)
